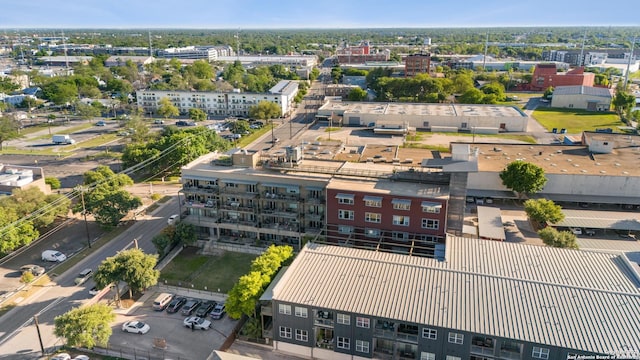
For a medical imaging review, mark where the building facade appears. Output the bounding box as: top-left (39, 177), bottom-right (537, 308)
top-left (404, 53), bottom-right (431, 77)
top-left (266, 238), bottom-right (640, 360)
top-left (158, 45), bottom-right (234, 61)
top-left (528, 64), bottom-right (594, 91)
top-left (550, 85), bottom-right (612, 111)
top-left (136, 80), bottom-right (298, 118)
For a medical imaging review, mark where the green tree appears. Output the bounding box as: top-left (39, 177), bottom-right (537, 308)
top-left (309, 68), bottom-right (320, 81)
top-left (124, 115), bottom-right (151, 143)
top-left (189, 108), bottom-right (207, 121)
top-left (54, 304), bottom-right (115, 349)
top-left (41, 79), bottom-right (78, 105)
top-left (543, 86), bottom-right (554, 100)
top-left (0, 116), bottom-right (22, 150)
top-left (499, 160), bottom-right (547, 199)
top-left (45, 177), bottom-right (61, 190)
top-left (524, 199), bottom-right (564, 227)
top-left (152, 233), bottom-right (172, 258)
top-left (0, 213), bottom-right (39, 255)
top-left (538, 227), bottom-right (579, 249)
top-left (76, 166), bottom-right (142, 227)
top-left (174, 222), bottom-right (197, 246)
top-left (458, 88), bottom-right (485, 104)
top-left (347, 87), bottom-right (368, 101)
top-left (612, 89), bottom-right (636, 120)
top-left (229, 120), bottom-right (250, 134)
top-left (75, 102), bottom-right (102, 119)
top-left (480, 82), bottom-right (506, 101)
top-left (20, 271), bottom-right (34, 284)
top-left (187, 60), bottom-right (214, 79)
top-left (249, 100), bottom-right (281, 120)
top-left (157, 97), bottom-right (179, 119)
top-left (116, 248), bottom-right (160, 299)
top-left (0, 187), bottom-right (70, 229)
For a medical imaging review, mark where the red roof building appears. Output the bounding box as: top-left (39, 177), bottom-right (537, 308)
top-left (529, 64), bottom-right (594, 91)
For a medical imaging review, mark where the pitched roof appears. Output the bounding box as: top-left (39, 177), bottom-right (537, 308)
top-left (553, 85), bottom-right (612, 98)
top-left (273, 237), bottom-right (640, 353)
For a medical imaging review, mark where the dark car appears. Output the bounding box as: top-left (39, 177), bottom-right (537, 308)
top-left (166, 296), bottom-right (187, 314)
top-left (175, 120), bottom-right (189, 126)
top-left (210, 303), bottom-right (226, 320)
top-left (195, 300), bottom-right (216, 318)
top-left (181, 299), bottom-right (202, 316)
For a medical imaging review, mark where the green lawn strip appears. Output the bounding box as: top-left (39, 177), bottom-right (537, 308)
top-left (69, 134), bottom-right (120, 149)
top-left (413, 131), bottom-right (537, 144)
top-left (402, 143), bottom-right (450, 152)
top-left (532, 108), bottom-right (622, 133)
top-left (0, 146), bottom-right (73, 156)
top-left (236, 126), bottom-right (271, 147)
top-left (324, 127), bottom-right (341, 132)
top-left (160, 250), bottom-right (257, 293)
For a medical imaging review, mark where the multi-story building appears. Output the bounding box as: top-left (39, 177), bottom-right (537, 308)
top-left (179, 146), bottom-right (459, 257)
top-left (336, 41), bottom-right (391, 64)
top-left (157, 45), bottom-right (234, 61)
top-left (136, 80), bottom-right (298, 118)
top-left (404, 53), bottom-right (431, 77)
top-left (265, 237), bottom-right (640, 359)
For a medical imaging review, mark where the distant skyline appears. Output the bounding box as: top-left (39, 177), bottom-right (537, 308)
top-left (1, 0), bottom-right (639, 29)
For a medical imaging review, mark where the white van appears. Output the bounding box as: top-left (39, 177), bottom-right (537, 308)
top-left (153, 293), bottom-right (174, 311)
top-left (167, 214), bottom-right (179, 225)
top-left (42, 250), bottom-right (67, 262)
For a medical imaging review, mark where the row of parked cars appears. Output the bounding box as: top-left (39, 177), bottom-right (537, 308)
top-left (152, 293), bottom-right (226, 329)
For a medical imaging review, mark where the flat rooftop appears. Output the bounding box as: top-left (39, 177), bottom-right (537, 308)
top-left (318, 101), bottom-right (527, 118)
top-left (474, 143), bottom-right (640, 176)
top-left (327, 176), bottom-right (449, 200)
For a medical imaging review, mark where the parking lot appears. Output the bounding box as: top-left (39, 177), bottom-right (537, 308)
top-left (107, 288), bottom-right (236, 359)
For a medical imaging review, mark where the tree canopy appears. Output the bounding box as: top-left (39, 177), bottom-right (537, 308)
top-left (94, 248), bottom-right (160, 301)
top-left (499, 160), bottom-right (547, 199)
top-left (347, 87), bottom-right (368, 101)
top-left (538, 227), bottom-right (579, 249)
top-left (158, 97), bottom-right (179, 119)
top-left (0, 116), bottom-right (22, 150)
top-left (524, 199), bottom-right (564, 227)
top-left (54, 304), bottom-right (115, 349)
top-left (249, 100), bottom-right (281, 119)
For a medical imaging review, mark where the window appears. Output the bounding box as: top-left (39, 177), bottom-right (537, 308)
top-left (337, 337), bottom-right (350, 350)
top-left (421, 352), bottom-right (436, 360)
top-left (336, 193), bottom-right (354, 204)
top-left (337, 313), bottom-right (350, 325)
top-left (278, 304), bottom-right (291, 315)
top-left (364, 198), bottom-right (382, 207)
top-left (338, 225), bottom-right (353, 234)
top-left (226, 182), bottom-right (238, 188)
top-left (392, 231), bottom-right (409, 241)
top-left (393, 215), bottom-right (410, 226)
top-left (532, 347), bottom-right (550, 359)
top-left (295, 329), bottom-right (308, 342)
top-left (279, 326), bottom-right (292, 339)
top-left (392, 199), bottom-right (411, 210)
top-left (448, 332), bottom-right (464, 344)
top-left (422, 328), bottom-right (437, 340)
top-left (422, 219), bottom-right (439, 229)
top-left (295, 306), bottom-right (308, 318)
top-left (365, 212), bottom-right (381, 223)
top-left (421, 202), bottom-right (441, 213)
top-left (247, 184), bottom-right (257, 193)
top-left (446, 357), bottom-right (461, 360)
top-left (365, 228), bottom-right (380, 238)
top-left (356, 317), bottom-right (370, 328)
top-left (356, 340), bottom-right (369, 353)
top-left (338, 210), bottom-right (354, 220)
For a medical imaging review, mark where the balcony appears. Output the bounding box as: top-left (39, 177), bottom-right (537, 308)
top-left (261, 305), bottom-right (272, 316)
top-left (183, 185), bottom-right (218, 195)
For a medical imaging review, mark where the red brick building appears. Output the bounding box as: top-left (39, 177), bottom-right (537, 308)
top-left (528, 64), bottom-right (595, 91)
top-left (325, 177), bottom-right (448, 257)
top-left (404, 53), bottom-right (431, 77)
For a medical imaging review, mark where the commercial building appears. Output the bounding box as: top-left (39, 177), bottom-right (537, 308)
top-left (336, 41), bottom-right (391, 64)
top-left (550, 85), bottom-right (612, 111)
top-left (104, 56), bottom-right (155, 68)
top-left (404, 53), bottom-right (431, 77)
top-left (37, 56), bottom-right (93, 67)
top-left (266, 237), bottom-right (640, 359)
top-left (157, 46), bottom-right (234, 61)
top-left (136, 80), bottom-right (298, 118)
top-left (527, 64), bottom-right (594, 91)
top-left (216, 55), bottom-right (317, 79)
top-left (0, 164), bottom-right (48, 195)
top-left (317, 101), bottom-right (529, 133)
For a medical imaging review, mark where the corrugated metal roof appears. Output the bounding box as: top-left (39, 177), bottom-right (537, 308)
top-left (273, 238), bottom-right (640, 353)
top-left (553, 85), bottom-right (612, 98)
top-left (553, 209), bottom-right (640, 231)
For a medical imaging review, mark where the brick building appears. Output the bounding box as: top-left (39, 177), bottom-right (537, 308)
top-left (404, 53), bottom-right (431, 77)
top-left (528, 64), bottom-right (594, 91)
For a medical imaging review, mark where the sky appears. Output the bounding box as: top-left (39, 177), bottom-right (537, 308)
top-left (0, 0), bottom-right (638, 29)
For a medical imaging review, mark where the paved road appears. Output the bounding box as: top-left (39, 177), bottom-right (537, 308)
top-left (0, 194), bottom-right (179, 358)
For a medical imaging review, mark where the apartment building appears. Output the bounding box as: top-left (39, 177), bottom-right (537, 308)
top-left (404, 53), bottom-right (431, 77)
top-left (180, 146), bottom-right (456, 256)
top-left (136, 80), bottom-right (298, 118)
top-left (527, 64), bottom-right (594, 91)
top-left (265, 237), bottom-right (640, 360)
top-left (157, 45), bottom-right (234, 61)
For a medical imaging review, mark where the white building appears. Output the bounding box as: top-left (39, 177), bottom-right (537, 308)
top-left (317, 101), bottom-right (529, 132)
top-left (136, 80), bottom-right (298, 118)
top-left (551, 85), bottom-right (612, 111)
top-left (158, 46), bottom-right (234, 62)
top-left (0, 93), bottom-right (36, 106)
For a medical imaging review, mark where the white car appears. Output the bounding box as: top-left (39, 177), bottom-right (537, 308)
top-left (42, 250), bottom-right (67, 262)
top-left (72, 356), bottom-right (90, 360)
top-left (50, 353), bottom-right (71, 360)
top-left (167, 214), bottom-right (179, 225)
top-left (122, 320), bottom-right (150, 334)
top-left (183, 316), bottom-right (211, 330)
top-left (569, 227), bottom-right (583, 235)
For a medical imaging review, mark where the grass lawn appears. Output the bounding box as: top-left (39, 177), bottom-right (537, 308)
top-left (160, 248), bottom-right (257, 293)
top-left (532, 107), bottom-right (623, 133)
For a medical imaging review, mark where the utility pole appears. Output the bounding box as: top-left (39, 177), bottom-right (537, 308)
top-left (78, 186), bottom-right (92, 248)
top-left (34, 315), bottom-right (45, 356)
top-left (579, 29), bottom-right (587, 67)
top-left (483, 32), bottom-right (489, 71)
top-left (624, 35), bottom-right (636, 90)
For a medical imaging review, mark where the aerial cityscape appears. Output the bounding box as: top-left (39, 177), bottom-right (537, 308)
top-left (1, 4), bottom-right (640, 360)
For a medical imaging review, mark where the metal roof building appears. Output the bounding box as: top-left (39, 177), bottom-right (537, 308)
top-left (476, 206), bottom-right (506, 241)
top-left (552, 209), bottom-right (640, 231)
top-left (270, 237), bottom-right (640, 358)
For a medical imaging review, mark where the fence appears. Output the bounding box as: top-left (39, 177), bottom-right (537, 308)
top-left (90, 342), bottom-right (190, 360)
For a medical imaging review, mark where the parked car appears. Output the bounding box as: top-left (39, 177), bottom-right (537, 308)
top-left (183, 316), bottom-right (211, 330)
top-left (74, 268), bottom-right (93, 285)
top-left (569, 227), bottom-right (583, 235)
top-left (122, 320), bottom-right (150, 334)
top-left (167, 214), bottom-right (179, 225)
top-left (154, 119), bottom-right (165, 124)
top-left (95, 120), bottom-right (106, 126)
top-left (50, 353), bottom-right (71, 360)
top-left (175, 120), bottom-right (189, 126)
top-left (71, 356), bottom-right (90, 360)
top-left (195, 300), bottom-right (216, 318)
top-left (181, 299), bottom-right (202, 316)
top-left (210, 303), bottom-right (226, 319)
top-left (585, 228), bottom-right (596, 236)
top-left (20, 264), bottom-right (45, 276)
top-left (89, 286), bottom-right (100, 296)
top-left (166, 296), bottom-right (187, 313)
top-left (42, 250), bottom-right (67, 262)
